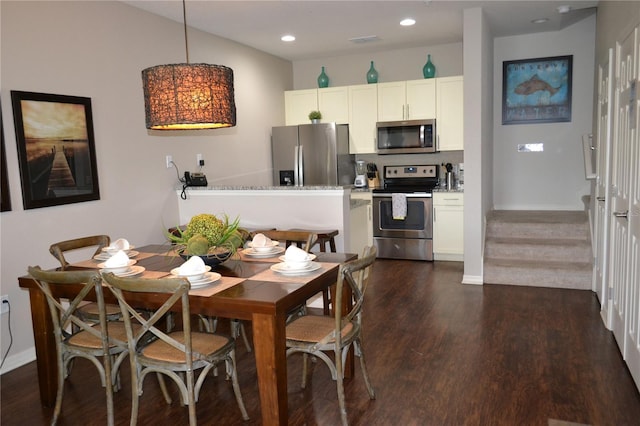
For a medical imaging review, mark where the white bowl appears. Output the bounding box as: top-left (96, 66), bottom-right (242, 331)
top-left (283, 259), bottom-right (312, 270)
top-left (170, 265), bottom-right (212, 281)
top-left (103, 246), bottom-right (135, 256)
top-left (98, 259), bottom-right (137, 274)
top-left (248, 241), bottom-right (279, 252)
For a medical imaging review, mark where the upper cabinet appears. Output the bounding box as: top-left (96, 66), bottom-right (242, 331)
top-left (348, 84), bottom-right (378, 154)
top-left (285, 89), bottom-right (318, 125)
top-left (318, 87), bottom-right (349, 124)
top-left (283, 75), bottom-right (462, 153)
top-left (436, 76), bottom-right (464, 151)
top-left (377, 79), bottom-right (436, 122)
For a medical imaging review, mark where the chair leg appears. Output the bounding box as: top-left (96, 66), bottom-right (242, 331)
top-left (231, 319), bottom-right (252, 352)
top-left (157, 373), bottom-right (172, 404)
top-left (52, 355), bottom-right (66, 425)
top-left (335, 349), bottom-right (349, 426)
top-left (355, 340), bottom-right (375, 399)
top-left (228, 351), bottom-right (250, 420)
top-left (301, 353), bottom-right (309, 389)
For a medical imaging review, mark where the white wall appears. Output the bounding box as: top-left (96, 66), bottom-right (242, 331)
top-left (0, 0), bottom-right (291, 371)
top-left (493, 16), bottom-right (596, 210)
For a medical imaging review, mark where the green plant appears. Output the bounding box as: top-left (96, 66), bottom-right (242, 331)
top-left (308, 110), bottom-right (322, 120)
top-left (166, 213), bottom-right (243, 256)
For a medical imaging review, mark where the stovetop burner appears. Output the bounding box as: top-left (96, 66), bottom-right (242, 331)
top-left (373, 164), bottom-right (439, 194)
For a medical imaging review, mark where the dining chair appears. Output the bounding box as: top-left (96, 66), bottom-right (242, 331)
top-left (102, 273), bottom-right (249, 425)
top-left (49, 235), bottom-right (122, 323)
top-left (285, 246), bottom-right (377, 426)
top-left (27, 266), bottom-right (130, 426)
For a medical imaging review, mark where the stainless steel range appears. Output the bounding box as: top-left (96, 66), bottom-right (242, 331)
top-left (372, 165), bottom-right (439, 261)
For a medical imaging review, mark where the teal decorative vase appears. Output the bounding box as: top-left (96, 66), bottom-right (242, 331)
top-left (366, 61), bottom-right (378, 84)
top-left (317, 66), bottom-right (329, 88)
top-left (423, 54), bottom-right (436, 79)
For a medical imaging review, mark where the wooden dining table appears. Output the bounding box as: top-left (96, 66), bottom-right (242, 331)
top-left (18, 244), bottom-right (356, 426)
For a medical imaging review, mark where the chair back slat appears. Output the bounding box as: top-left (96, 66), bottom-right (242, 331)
top-left (49, 235), bottom-right (110, 269)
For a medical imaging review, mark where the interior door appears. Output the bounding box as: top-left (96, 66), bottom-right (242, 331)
top-left (594, 48), bottom-right (614, 326)
top-left (609, 26), bottom-right (639, 389)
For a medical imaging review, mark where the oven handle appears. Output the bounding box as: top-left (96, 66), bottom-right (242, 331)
top-left (372, 193), bottom-right (432, 198)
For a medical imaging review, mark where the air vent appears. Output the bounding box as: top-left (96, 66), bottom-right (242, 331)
top-left (349, 35), bottom-right (380, 44)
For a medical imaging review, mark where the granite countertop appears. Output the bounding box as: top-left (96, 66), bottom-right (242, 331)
top-left (180, 185), bottom-right (351, 191)
top-left (432, 187), bottom-right (464, 193)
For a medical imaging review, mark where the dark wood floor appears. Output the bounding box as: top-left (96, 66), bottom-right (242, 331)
top-left (2, 260), bottom-right (640, 425)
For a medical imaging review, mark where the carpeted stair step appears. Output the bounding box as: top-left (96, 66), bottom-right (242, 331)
top-left (483, 258), bottom-right (592, 290)
top-left (485, 237), bottom-right (592, 263)
top-left (483, 210), bottom-right (592, 290)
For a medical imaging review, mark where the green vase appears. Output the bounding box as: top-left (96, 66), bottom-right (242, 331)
top-left (423, 54), bottom-right (436, 79)
top-left (366, 61), bottom-right (378, 84)
top-left (317, 66), bottom-right (329, 88)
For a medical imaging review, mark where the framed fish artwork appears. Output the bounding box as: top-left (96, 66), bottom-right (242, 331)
top-left (502, 55), bottom-right (572, 125)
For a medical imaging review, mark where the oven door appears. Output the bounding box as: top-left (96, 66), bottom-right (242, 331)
top-left (372, 193), bottom-right (432, 239)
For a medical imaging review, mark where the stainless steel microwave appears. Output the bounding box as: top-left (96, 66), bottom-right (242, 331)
top-left (376, 119), bottom-right (436, 154)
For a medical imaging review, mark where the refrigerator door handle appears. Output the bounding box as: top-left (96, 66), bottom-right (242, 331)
top-left (298, 144), bottom-right (304, 186)
top-left (294, 145), bottom-right (300, 186)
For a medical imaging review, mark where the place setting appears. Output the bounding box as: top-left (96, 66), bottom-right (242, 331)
top-left (270, 245), bottom-right (321, 276)
top-left (93, 238), bottom-right (139, 261)
top-left (242, 233), bottom-right (285, 258)
top-left (98, 249), bottom-right (144, 277)
top-left (170, 256), bottom-right (221, 288)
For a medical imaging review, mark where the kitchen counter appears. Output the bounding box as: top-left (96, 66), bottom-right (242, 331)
top-left (175, 186), bottom-right (369, 252)
top-left (432, 187), bottom-right (464, 193)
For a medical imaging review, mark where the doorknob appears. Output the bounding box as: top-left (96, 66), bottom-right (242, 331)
top-left (613, 210), bottom-right (629, 219)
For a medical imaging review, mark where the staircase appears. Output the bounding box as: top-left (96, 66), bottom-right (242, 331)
top-left (483, 210), bottom-right (593, 290)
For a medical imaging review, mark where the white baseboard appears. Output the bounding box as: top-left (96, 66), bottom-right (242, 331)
top-left (462, 274), bottom-right (483, 285)
top-left (0, 347), bottom-right (36, 375)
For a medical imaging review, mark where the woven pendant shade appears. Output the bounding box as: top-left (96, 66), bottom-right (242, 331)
top-left (142, 63), bottom-right (236, 130)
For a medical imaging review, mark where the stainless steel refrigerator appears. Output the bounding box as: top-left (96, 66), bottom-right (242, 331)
top-left (271, 123), bottom-right (355, 186)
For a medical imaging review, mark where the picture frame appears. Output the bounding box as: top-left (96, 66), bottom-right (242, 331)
top-left (502, 55), bottom-right (572, 125)
top-left (1, 105), bottom-right (11, 212)
top-left (11, 91), bottom-right (100, 210)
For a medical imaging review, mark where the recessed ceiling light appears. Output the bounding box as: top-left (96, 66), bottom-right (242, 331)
top-left (531, 18), bottom-right (549, 24)
top-left (281, 35), bottom-right (295, 42)
top-left (400, 18), bottom-right (416, 26)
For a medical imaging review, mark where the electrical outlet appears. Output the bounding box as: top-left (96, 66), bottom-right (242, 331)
top-left (165, 155), bottom-right (172, 169)
top-left (197, 154), bottom-right (203, 167)
top-left (1, 295), bottom-right (8, 315)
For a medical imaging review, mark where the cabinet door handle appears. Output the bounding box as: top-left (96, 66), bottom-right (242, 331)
top-left (597, 196), bottom-right (605, 201)
top-left (613, 210), bottom-right (628, 219)
top-left (406, 104), bottom-right (410, 119)
top-left (402, 105), bottom-right (405, 119)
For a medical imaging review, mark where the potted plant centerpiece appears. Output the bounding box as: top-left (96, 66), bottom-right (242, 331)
top-left (167, 213), bottom-right (244, 267)
top-left (308, 110), bottom-right (322, 123)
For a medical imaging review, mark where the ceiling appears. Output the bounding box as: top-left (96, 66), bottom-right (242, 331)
top-left (122, 1), bottom-right (599, 61)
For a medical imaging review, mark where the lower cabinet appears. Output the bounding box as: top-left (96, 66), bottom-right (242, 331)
top-left (433, 192), bottom-right (464, 261)
top-left (350, 191), bottom-right (373, 249)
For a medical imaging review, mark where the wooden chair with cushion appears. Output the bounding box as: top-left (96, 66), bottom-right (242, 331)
top-left (102, 273), bottom-right (249, 425)
top-left (27, 266), bottom-right (130, 426)
top-left (49, 235), bottom-right (122, 323)
top-left (285, 246), bottom-right (377, 426)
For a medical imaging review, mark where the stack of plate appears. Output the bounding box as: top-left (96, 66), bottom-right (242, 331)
top-left (243, 241), bottom-right (285, 257)
top-left (94, 249), bottom-right (139, 261)
top-left (270, 259), bottom-right (321, 276)
top-left (170, 267), bottom-right (221, 288)
top-left (98, 259), bottom-right (144, 277)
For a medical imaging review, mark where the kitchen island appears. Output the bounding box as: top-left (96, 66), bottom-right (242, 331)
top-left (175, 186), bottom-right (370, 253)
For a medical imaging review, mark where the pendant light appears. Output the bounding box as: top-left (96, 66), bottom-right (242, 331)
top-left (142, 0), bottom-right (236, 130)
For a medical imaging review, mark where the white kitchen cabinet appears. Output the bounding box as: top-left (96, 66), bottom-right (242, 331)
top-left (377, 79), bottom-right (436, 121)
top-left (318, 87), bottom-right (349, 124)
top-left (436, 76), bottom-right (463, 151)
top-left (348, 84), bottom-right (378, 154)
top-left (285, 89), bottom-right (318, 125)
top-left (433, 192), bottom-right (464, 261)
top-left (350, 191), bottom-right (373, 247)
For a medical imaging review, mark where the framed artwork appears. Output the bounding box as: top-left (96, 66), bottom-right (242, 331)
top-left (11, 91), bottom-right (100, 210)
top-left (502, 55), bottom-right (572, 125)
top-left (1, 105), bottom-right (11, 212)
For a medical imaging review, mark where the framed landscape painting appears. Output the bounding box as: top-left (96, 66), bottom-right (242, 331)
top-left (11, 91), bottom-right (100, 210)
top-left (502, 55), bottom-right (573, 125)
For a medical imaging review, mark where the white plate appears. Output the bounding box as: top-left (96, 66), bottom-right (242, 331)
top-left (247, 241), bottom-right (280, 249)
top-left (93, 250), bottom-right (139, 261)
top-left (270, 262), bottom-right (322, 275)
top-left (243, 246), bottom-right (285, 257)
top-left (101, 246), bottom-right (135, 253)
top-left (188, 272), bottom-right (222, 288)
top-left (100, 265), bottom-right (145, 277)
top-left (169, 265), bottom-right (212, 280)
top-left (278, 254), bottom-right (316, 263)
top-left (97, 259), bottom-right (137, 273)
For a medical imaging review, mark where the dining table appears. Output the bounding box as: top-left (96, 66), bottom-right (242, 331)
top-left (18, 243), bottom-right (357, 426)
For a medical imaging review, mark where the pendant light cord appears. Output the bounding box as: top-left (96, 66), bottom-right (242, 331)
top-left (182, 0), bottom-right (189, 63)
